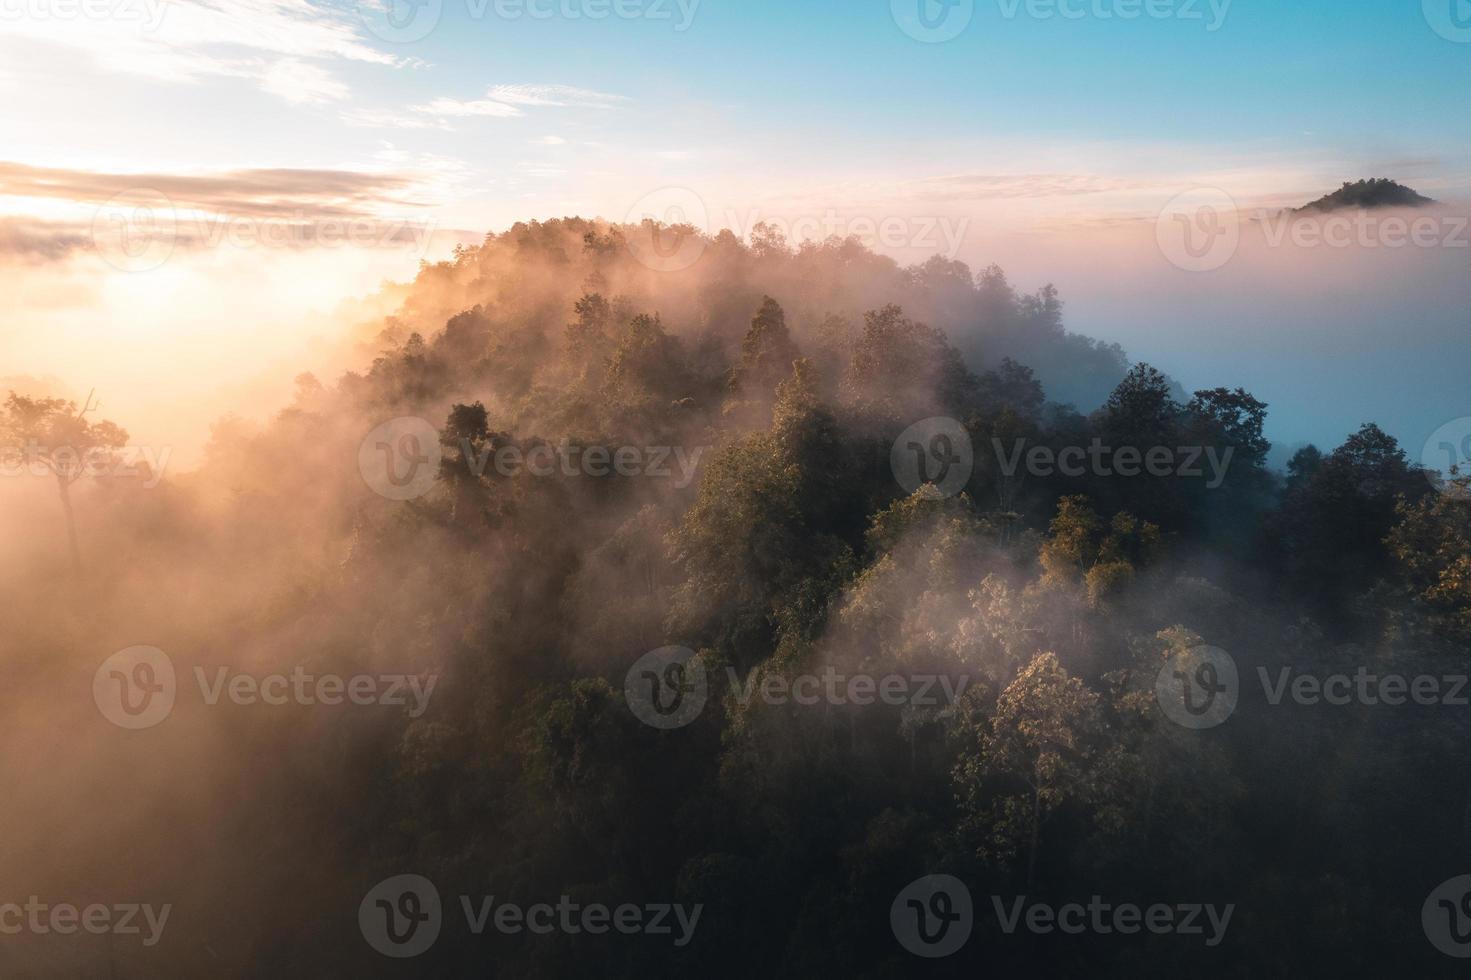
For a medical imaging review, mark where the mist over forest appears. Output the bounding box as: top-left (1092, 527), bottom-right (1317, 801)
top-left (3, 214), bottom-right (1469, 977)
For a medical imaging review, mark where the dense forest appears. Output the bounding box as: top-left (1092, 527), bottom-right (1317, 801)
top-left (3, 216), bottom-right (1469, 978)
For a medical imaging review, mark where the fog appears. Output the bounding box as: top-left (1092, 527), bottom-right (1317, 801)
top-left (0, 206), bottom-right (1466, 975)
top-left (6, 201), bottom-right (1465, 478)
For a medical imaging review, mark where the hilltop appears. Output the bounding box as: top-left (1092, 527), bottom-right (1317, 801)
top-left (1296, 178), bottom-right (1435, 211)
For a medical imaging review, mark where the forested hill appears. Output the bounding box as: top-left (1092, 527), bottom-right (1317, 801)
top-left (371, 217), bottom-right (1133, 422)
top-left (3, 216), bottom-right (1469, 977)
top-left (1296, 178), bottom-right (1436, 211)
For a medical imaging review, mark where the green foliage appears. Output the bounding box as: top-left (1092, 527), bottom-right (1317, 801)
top-left (10, 219), bottom-right (1471, 978)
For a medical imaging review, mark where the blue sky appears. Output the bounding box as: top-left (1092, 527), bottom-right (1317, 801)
top-left (0, 0), bottom-right (1467, 462)
top-left (5, 0), bottom-right (1469, 228)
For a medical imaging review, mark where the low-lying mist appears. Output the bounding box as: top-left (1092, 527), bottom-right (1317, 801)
top-left (1, 210), bottom-right (1466, 977)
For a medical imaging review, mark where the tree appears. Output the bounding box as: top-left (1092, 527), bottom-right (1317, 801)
top-left (1182, 386), bottom-right (1273, 547)
top-left (1, 390), bottom-right (128, 575)
top-left (952, 651), bottom-right (1107, 887)
top-left (1186, 387), bottom-right (1270, 466)
top-left (840, 304), bottom-right (977, 424)
top-left (1039, 495), bottom-right (1159, 604)
top-left (667, 361), bottom-right (855, 666)
top-left (1387, 479), bottom-right (1471, 642)
top-left (1268, 423), bottom-right (1430, 620)
top-left (565, 292), bottom-right (613, 384)
top-left (604, 312), bottom-right (692, 422)
top-left (976, 357), bottom-right (1045, 422)
top-left (731, 296), bottom-right (799, 397)
top-left (1100, 362), bottom-right (1180, 445)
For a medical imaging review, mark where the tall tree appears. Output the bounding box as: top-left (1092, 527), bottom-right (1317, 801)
top-left (952, 651), bottom-right (1109, 888)
top-left (1, 390), bottom-right (128, 575)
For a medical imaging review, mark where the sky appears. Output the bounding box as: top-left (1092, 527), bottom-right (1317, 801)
top-left (1, 0), bottom-right (1468, 462)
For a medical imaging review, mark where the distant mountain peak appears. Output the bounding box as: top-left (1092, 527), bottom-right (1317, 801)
top-left (1296, 178), bottom-right (1435, 212)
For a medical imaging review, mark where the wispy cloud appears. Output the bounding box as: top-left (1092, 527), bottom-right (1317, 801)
top-left (0, 160), bottom-right (450, 261)
top-left (260, 58), bottom-right (350, 104)
top-left (0, 160), bottom-right (429, 219)
top-left (341, 109), bottom-right (454, 131)
top-left (906, 173), bottom-right (1146, 201)
top-left (397, 83), bottom-right (629, 125)
top-left (2, 0), bottom-right (402, 103)
top-left (0, 217), bottom-right (91, 262)
top-left (484, 84), bottom-right (627, 108)
top-left (414, 97), bottom-right (524, 119)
